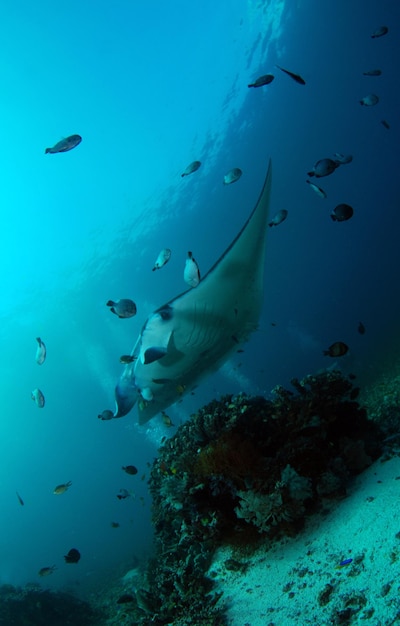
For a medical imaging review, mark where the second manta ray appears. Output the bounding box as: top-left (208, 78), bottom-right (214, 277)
top-left (114, 160), bottom-right (272, 423)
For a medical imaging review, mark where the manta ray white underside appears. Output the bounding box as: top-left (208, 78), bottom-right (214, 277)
top-left (114, 160), bottom-right (272, 423)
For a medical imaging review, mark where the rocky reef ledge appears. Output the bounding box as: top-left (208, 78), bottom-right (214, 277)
top-left (118, 371), bottom-right (383, 625)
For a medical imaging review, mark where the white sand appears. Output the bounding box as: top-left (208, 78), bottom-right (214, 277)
top-left (210, 455), bottom-right (400, 625)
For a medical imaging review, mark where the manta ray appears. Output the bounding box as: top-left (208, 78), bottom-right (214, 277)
top-left (114, 160), bottom-right (272, 423)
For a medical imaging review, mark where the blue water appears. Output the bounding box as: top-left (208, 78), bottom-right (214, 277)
top-left (0, 0), bottom-right (398, 598)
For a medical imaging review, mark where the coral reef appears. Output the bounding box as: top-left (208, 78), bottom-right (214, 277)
top-left (119, 370), bottom-right (383, 625)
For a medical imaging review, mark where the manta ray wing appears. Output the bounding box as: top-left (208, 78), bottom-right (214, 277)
top-left (114, 160), bottom-right (272, 422)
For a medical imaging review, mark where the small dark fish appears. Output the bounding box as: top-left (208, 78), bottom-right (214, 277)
top-left (64, 548), bottom-right (81, 564)
top-left (358, 321), bottom-right (366, 335)
top-left (231, 335), bottom-right (239, 344)
top-left (381, 119), bottom-right (390, 130)
top-left (122, 465), bottom-right (138, 475)
top-left (45, 134), bottom-right (82, 154)
top-left (106, 299), bottom-right (137, 318)
top-left (16, 491), bottom-right (24, 506)
top-left (276, 65), bottom-right (306, 85)
top-left (117, 594), bottom-right (135, 604)
top-left (119, 355), bottom-right (136, 364)
top-left (269, 209), bottom-right (288, 227)
top-left (362, 69), bottom-right (382, 76)
top-left (117, 488), bottom-right (131, 500)
top-left (323, 341), bottom-right (349, 357)
top-left (237, 349), bottom-right (244, 353)
top-left (152, 377), bottom-right (173, 384)
top-left (98, 409), bottom-right (114, 420)
top-left (333, 153), bottom-right (353, 165)
top-left (348, 373), bottom-right (356, 380)
top-left (331, 203), bottom-right (353, 222)
top-left (39, 565), bottom-right (56, 576)
top-left (307, 158), bottom-right (339, 178)
top-left (111, 521), bottom-right (120, 528)
top-left (371, 26), bottom-right (388, 38)
top-left (53, 481), bottom-right (72, 495)
top-left (181, 161), bottom-right (201, 177)
top-left (248, 73), bottom-right (274, 88)
top-left (161, 411), bottom-right (174, 428)
top-left (350, 387), bottom-right (360, 400)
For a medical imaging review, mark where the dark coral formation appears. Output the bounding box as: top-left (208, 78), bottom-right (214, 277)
top-left (0, 583), bottom-right (103, 625)
top-left (127, 370), bottom-right (383, 625)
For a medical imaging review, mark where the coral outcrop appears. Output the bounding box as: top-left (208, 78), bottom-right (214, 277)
top-left (122, 370), bottom-right (383, 624)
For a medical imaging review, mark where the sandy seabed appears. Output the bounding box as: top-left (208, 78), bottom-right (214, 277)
top-left (210, 455), bottom-right (400, 626)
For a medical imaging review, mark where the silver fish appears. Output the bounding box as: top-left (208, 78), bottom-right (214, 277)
top-left (181, 161), bottom-right (201, 177)
top-left (306, 180), bottom-right (327, 199)
top-left (152, 248), bottom-right (171, 271)
top-left (106, 299), bottom-right (137, 318)
top-left (223, 168), bottom-right (242, 185)
top-left (113, 161), bottom-right (272, 423)
top-left (359, 94), bottom-right (379, 106)
top-left (183, 251), bottom-right (200, 288)
top-left (31, 388), bottom-right (45, 408)
top-left (35, 337), bottom-right (46, 365)
top-left (269, 209), bottom-right (288, 227)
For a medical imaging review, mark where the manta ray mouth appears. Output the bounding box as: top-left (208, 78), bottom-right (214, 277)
top-left (114, 160), bottom-right (272, 422)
